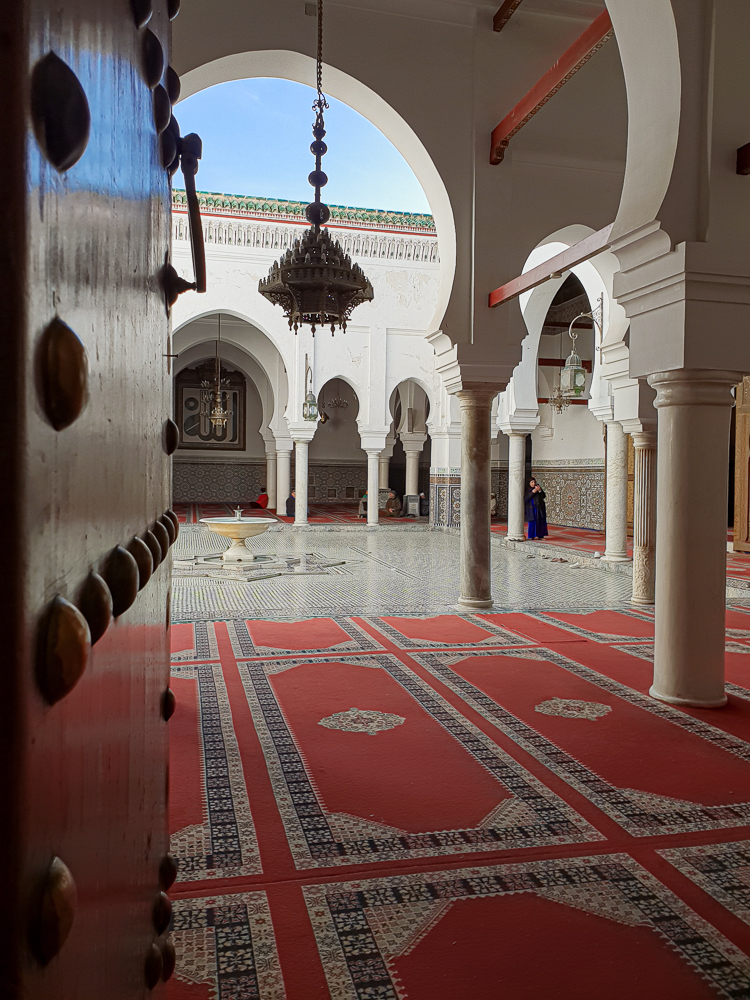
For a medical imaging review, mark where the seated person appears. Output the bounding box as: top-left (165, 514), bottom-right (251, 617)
top-left (419, 491), bottom-right (429, 517)
top-left (490, 492), bottom-right (497, 517)
top-left (256, 486), bottom-right (269, 509)
top-left (286, 490), bottom-right (295, 517)
top-left (383, 490), bottom-right (402, 517)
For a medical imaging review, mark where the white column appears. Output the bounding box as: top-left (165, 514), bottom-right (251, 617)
top-left (379, 455), bottom-right (390, 489)
top-left (405, 452), bottom-right (419, 496)
top-left (366, 450), bottom-right (380, 525)
top-left (276, 449), bottom-right (291, 515)
top-left (456, 389), bottom-right (495, 609)
top-left (506, 432), bottom-right (527, 541)
top-left (294, 440), bottom-right (309, 526)
top-left (604, 421), bottom-right (630, 561)
top-left (648, 369), bottom-right (740, 707)
top-left (631, 429), bottom-right (657, 605)
top-left (266, 452), bottom-right (277, 510)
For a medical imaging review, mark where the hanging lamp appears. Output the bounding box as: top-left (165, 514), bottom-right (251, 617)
top-left (302, 354), bottom-right (318, 421)
top-left (559, 313), bottom-right (589, 399)
top-left (200, 313), bottom-right (229, 429)
top-left (258, 0), bottom-right (374, 335)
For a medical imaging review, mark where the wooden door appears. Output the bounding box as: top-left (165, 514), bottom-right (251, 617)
top-left (1, 2), bottom-right (178, 994)
top-left (733, 379), bottom-right (750, 552)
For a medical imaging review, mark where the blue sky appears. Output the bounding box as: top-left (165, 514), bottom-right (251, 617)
top-left (173, 78), bottom-right (430, 214)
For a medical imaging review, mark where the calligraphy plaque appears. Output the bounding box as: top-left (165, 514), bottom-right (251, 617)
top-left (175, 361), bottom-right (246, 451)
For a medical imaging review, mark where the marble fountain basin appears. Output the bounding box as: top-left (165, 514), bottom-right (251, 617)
top-left (199, 516), bottom-right (276, 562)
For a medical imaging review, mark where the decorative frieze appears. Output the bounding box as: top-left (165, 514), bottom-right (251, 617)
top-left (173, 191), bottom-right (439, 264)
top-left (174, 461), bottom-right (371, 504)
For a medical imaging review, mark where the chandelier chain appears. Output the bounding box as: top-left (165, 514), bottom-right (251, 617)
top-left (315, 0), bottom-right (328, 115)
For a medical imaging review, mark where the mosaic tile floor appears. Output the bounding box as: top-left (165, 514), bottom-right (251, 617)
top-left (171, 523), bottom-right (637, 621)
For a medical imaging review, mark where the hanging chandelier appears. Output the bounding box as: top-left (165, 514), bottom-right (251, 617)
top-left (200, 313), bottom-right (229, 429)
top-left (548, 380), bottom-right (570, 415)
top-left (321, 379), bottom-right (348, 410)
top-left (258, 0), bottom-right (374, 335)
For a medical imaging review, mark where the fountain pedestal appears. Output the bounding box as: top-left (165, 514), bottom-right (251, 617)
top-left (199, 516), bottom-right (276, 562)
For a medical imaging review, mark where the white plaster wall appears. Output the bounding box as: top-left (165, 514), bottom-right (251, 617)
top-left (531, 404), bottom-right (605, 463)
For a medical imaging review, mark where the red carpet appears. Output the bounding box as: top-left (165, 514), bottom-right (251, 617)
top-left (166, 609), bottom-right (750, 998)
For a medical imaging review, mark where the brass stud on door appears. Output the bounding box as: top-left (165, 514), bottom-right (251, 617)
top-left (166, 66), bottom-right (181, 104)
top-left (77, 572), bottom-right (113, 645)
top-left (165, 509), bottom-right (180, 537)
top-left (126, 536), bottom-right (154, 590)
top-left (37, 596), bottom-right (90, 705)
top-left (161, 939), bottom-right (176, 981)
top-left (152, 520), bottom-right (170, 559)
top-left (158, 513), bottom-right (176, 546)
top-left (141, 29), bottom-right (164, 89)
top-left (167, 0), bottom-right (181, 19)
top-left (153, 891), bottom-right (172, 935)
top-left (30, 53), bottom-right (91, 172)
top-left (144, 943), bottom-right (163, 990)
top-left (152, 84), bottom-right (171, 134)
top-left (144, 529), bottom-right (163, 569)
top-left (103, 546), bottom-right (139, 618)
top-left (159, 855), bottom-right (178, 891)
top-left (37, 318), bottom-right (88, 431)
top-left (31, 857), bottom-right (77, 965)
top-left (162, 687), bottom-right (176, 722)
top-left (130, 0), bottom-right (152, 28)
top-left (163, 417), bottom-right (179, 455)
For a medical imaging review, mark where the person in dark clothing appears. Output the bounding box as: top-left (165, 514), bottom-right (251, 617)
top-left (418, 492), bottom-right (429, 517)
top-left (286, 490), bottom-right (295, 517)
top-left (524, 478), bottom-right (548, 539)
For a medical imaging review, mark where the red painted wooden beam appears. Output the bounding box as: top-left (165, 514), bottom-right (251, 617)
top-left (490, 9), bottom-right (614, 165)
top-left (488, 224), bottom-right (612, 309)
top-left (493, 0), bottom-right (524, 32)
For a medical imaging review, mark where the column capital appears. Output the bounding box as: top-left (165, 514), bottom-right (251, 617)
top-left (631, 429), bottom-right (657, 450)
top-left (365, 448), bottom-right (382, 459)
top-left (288, 425), bottom-right (316, 443)
top-left (455, 386), bottom-right (498, 409)
top-left (648, 369), bottom-right (742, 408)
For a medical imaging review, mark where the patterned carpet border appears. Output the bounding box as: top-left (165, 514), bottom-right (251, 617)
top-left (303, 853), bottom-right (750, 1000)
top-left (172, 890), bottom-right (285, 999)
top-left (414, 648), bottom-right (750, 838)
top-left (659, 839), bottom-right (750, 926)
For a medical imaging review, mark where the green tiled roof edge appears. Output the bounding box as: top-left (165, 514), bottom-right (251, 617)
top-left (172, 189), bottom-right (436, 232)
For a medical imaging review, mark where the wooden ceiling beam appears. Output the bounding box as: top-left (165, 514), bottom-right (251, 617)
top-left (493, 0), bottom-right (524, 32)
top-left (488, 224), bottom-right (612, 309)
top-left (490, 8), bottom-right (614, 165)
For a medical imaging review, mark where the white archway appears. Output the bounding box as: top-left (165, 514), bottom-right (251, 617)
top-left (177, 50), bottom-right (455, 336)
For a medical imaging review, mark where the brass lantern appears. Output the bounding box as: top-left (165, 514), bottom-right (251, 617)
top-left (302, 354), bottom-right (318, 422)
top-left (560, 313), bottom-right (589, 398)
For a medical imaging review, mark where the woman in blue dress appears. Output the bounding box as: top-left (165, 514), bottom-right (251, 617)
top-left (524, 478), bottom-right (548, 540)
